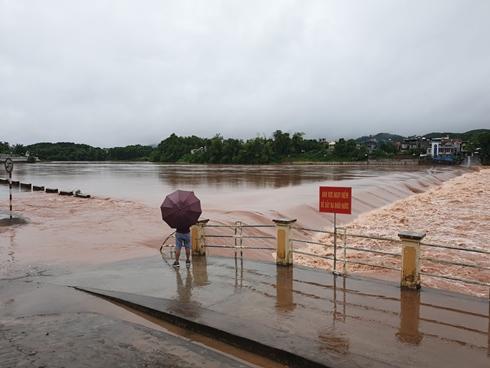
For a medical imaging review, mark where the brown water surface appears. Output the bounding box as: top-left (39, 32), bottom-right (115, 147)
top-left (0, 162), bottom-right (469, 288)
top-left (1, 162), bottom-right (464, 229)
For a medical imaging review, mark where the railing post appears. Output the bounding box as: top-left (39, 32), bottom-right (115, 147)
top-left (398, 231), bottom-right (426, 289)
top-left (191, 219), bottom-right (209, 256)
top-left (234, 221), bottom-right (243, 259)
top-left (273, 218), bottom-right (297, 266)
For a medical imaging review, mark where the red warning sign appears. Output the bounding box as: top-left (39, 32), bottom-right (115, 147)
top-left (319, 186), bottom-right (352, 214)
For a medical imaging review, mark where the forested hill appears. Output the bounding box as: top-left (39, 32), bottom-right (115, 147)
top-left (423, 129), bottom-right (490, 140)
top-left (356, 133), bottom-right (405, 143)
top-left (1, 128), bottom-right (489, 164)
top-left (356, 129), bottom-right (490, 143)
top-left (0, 142), bottom-right (153, 161)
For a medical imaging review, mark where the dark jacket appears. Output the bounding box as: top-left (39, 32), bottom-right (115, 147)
top-left (176, 226), bottom-right (190, 234)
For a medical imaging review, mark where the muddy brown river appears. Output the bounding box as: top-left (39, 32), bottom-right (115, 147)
top-left (1, 162), bottom-right (464, 229)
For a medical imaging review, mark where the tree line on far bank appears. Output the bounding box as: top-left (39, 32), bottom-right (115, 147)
top-left (0, 142), bottom-right (153, 162)
top-left (1, 130), bottom-right (489, 165)
top-left (0, 131), bottom-right (371, 164)
top-left (150, 131), bottom-right (369, 164)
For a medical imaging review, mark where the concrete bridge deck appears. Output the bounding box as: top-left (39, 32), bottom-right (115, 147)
top-left (48, 255), bottom-right (490, 368)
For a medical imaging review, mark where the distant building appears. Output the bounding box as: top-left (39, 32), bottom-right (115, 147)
top-left (429, 137), bottom-right (462, 157)
top-left (429, 138), bottom-right (441, 156)
top-left (428, 137), bottom-right (465, 164)
top-left (318, 138), bottom-right (336, 151)
top-left (400, 136), bottom-right (430, 153)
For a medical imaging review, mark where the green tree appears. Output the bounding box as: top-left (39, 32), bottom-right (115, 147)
top-left (11, 144), bottom-right (27, 155)
top-left (272, 130), bottom-right (292, 157)
top-left (477, 132), bottom-right (490, 165)
top-left (108, 145), bottom-right (153, 160)
top-left (221, 138), bottom-right (242, 163)
top-left (207, 135), bottom-right (224, 163)
top-left (379, 142), bottom-right (396, 155)
top-left (291, 132), bottom-right (305, 154)
top-left (333, 138), bottom-right (367, 161)
top-left (26, 142), bottom-right (108, 161)
top-left (334, 138), bottom-right (354, 158)
top-left (0, 141), bottom-right (9, 153)
top-left (154, 134), bottom-right (206, 162)
top-left (238, 137), bottom-right (274, 164)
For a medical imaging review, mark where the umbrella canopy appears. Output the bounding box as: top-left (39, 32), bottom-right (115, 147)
top-left (161, 190), bottom-right (202, 231)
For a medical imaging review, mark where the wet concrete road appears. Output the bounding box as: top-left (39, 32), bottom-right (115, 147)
top-left (0, 280), bottom-right (257, 368)
top-left (50, 255), bottom-right (490, 368)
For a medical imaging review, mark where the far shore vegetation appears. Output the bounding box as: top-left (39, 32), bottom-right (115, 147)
top-left (1, 129), bottom-right (489, 165)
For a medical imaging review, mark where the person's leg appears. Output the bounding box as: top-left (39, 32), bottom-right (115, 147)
top-left (184, 233), bottom-right (191, 263)
top-left (174, 233), bottom-right (183, 265)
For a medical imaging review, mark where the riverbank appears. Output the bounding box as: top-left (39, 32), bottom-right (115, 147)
top-left (295, 167), bottom-right (490, 296)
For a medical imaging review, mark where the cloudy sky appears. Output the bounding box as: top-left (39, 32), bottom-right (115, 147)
top-left (1, 0), bottom-right (489, 147)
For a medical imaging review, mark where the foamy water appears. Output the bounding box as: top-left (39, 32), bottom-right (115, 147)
top-left (295, 168), bottom-right (490, 297)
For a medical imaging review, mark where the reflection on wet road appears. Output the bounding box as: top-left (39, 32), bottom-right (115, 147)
top-left (58, 255), bottom-right (490, 367)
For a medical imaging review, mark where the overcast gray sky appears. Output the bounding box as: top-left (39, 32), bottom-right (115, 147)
top-left (1, 0), bottom-right (489, 147)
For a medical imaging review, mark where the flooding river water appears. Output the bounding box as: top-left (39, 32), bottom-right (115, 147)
top-left (2, 162), bottom-right (488, 299)
top-left (2, 162), bottom-right (464, 228)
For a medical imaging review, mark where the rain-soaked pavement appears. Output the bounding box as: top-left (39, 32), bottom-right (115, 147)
top-left (47, 254), bottom-right (490, 368)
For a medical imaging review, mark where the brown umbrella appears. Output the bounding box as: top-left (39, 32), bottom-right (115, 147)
top-left (161, 190), bottom-right (202, 231)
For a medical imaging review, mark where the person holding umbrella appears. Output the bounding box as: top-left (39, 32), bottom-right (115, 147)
top-left (161, 190), bottom-right (202, 268)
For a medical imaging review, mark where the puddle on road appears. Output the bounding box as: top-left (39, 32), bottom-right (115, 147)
top-left (110, 299), bottom-right (287, 368)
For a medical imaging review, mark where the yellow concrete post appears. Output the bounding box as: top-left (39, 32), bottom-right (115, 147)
top-left (191, 219), bottom-right (209, 256)
top-left (398, 231), bottom-right (426, 289)
top-left (273, 218), bottom-right (297, 266)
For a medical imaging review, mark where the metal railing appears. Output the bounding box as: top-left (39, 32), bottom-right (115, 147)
top-left (160, 222), bottom-right (276, 258)
top-left (159, 220), bottom-right (490, 294)
top-left (291, 226), bottom-right (403, 274)
top-left (290, 226), bottom-right (490, 292)
top-left (203, 221), bottom-right (275, 258)
top-left (419, 241), bottom-right (490, 288)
